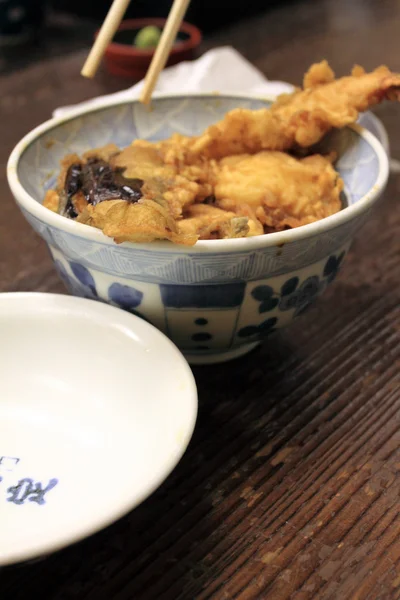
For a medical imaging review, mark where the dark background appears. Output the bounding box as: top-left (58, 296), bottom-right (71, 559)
top-left (51, 0), bottom-right (295, 33)
top-left (0, 0), bottom-right (300, 74)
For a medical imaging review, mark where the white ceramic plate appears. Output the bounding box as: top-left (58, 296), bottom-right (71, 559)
top-left (0, 293), bottom-right (197, 566)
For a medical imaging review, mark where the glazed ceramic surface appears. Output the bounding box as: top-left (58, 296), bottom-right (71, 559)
top-left (0, 293), bottom-right (197, 566)
top-left (8, 95), bottom-right (389, 364)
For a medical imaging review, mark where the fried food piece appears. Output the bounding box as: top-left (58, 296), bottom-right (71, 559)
top-left (56, 153), bottom-right (81, 189)
top-left (43, 185), bottom-right (88, 217)
top-left (43, 189), bottom-right (60, 212)
top-left (52, 153), bottom-right (85, 217)
top-left (160, 61), bottom-right (400, 162)
top-left (78, 197), bottom-right (197, 245)
top-left (53, 152), bottom-right (124, 219)
top-left (125, 140), bottom-right (215, 196)
top-left (232, 203), bottom-right (265, 236)
top-left (213, 151), bottom-right (343, 230)
top-left (44, 143), bottom-right (214, 245)
top-left (111, 142), bottom-right (175, 181)
top-left (44, 60), bottom-right (400, 245)
top-left (178, 204), bottom-right (251, 240)
top-left (147, 175), bottom-right (200, 218)
top-left (270, 61), bottom-right (400, 148)
top-left (111, 142), bottom-right (207, 217)
top-left (83, 143), bottom-right (120, 163)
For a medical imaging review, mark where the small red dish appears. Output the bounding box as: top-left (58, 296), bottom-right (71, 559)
top-left (101, 18), bottom-right (202, 80)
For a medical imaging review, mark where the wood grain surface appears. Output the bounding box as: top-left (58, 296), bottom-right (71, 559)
top-left (1, 0), bottom-right (400, 598)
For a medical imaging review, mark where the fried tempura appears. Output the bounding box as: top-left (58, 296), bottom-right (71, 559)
top-left (111, 142), bottom-right (213, 217)
top-left (78, 197), bottom-right (197, 245)
top-left (213, 151), bottom-right (343, 230)
top-left (159, 61), bottom-right (400, 163)
top-left (43, 189), bottom-right (60, 213)
top-left (44, 60), bottom-right (400, 245)
top-left (178, 204), bottom-right (251, 240)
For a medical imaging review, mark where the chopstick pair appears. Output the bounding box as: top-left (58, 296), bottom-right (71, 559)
top-left (81, 0), bottom-right (191, 105)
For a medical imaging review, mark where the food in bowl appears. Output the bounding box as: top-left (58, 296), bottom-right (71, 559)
top-left (7, 71), bottom-right (390, 364)
top-left (43, 60), bottom-right (400, 246)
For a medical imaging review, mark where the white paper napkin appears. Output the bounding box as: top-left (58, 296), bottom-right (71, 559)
top-left (54, 46), bottom-right (397, 167)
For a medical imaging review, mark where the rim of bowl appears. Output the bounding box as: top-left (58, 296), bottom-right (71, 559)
top-left (102, 18), bottom-right (202, 58)
top-left (7, 93), bottom-right (389, 255)
top-left (361, 110), bottom-right (390, 153)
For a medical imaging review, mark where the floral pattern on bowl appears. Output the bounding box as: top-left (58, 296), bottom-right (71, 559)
top-left (240, 250), bottom-right (345, 327)
top-left (54, 261), bottom-right (98, 301)
top-left (51, 246), bottom-right (349, 362)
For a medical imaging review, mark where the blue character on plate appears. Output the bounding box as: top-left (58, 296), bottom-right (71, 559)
top-left (7, 478), bottom-right (58, 506)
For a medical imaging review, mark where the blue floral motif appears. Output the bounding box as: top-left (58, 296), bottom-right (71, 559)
top-left (251, 285), bottom-right (279, 313)
top-left (294, 277), bottom-right (322, 315)
top-left (238, 317), bottom-right (277, 339)
top-left (280, 277), bottom-right (299, 296)
top-left (239, 251), bottom-right (346, 337)
top-left (108, 282), bottom-right (149, 323)
top-left (69, 262), bottom-right (97, 297)
top-left (323, 252), bottom-right (345, 283)
top-left (55, 260), bottom-right (98, 300)
top-left (279, 275), bottom-right (322, 316)
top-left (108, 282), bottom-right (143, 310)
top-left (247, 252), bottom-right (346, 318)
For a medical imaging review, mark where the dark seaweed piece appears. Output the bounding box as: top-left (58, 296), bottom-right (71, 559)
top-left (60, 158), bottom-right (144, 218)
top-left (66, 163), bottom-right (83, 197)
top-left (114, 169), bottom-right (144, 202)
top-left (81, 159), bottom-right (117, 205)
top-left (81, 159), bottom-right (144, 206)
top-left (63, 163), bottom-right (83, 218)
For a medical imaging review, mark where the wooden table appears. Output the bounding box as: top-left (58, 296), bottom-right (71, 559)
top-left (1, 1), bottom-right (400, 598)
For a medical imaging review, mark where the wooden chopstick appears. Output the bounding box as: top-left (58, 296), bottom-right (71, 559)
top-left (81, 0), bottom-right (131, 79)
top-left (139, 0), bottom-right (191, 105)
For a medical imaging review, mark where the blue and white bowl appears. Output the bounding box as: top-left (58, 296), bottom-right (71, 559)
top-left (7, 95), bottom-right (389, 364)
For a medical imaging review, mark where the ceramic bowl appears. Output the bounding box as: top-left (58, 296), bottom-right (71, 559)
top-left (0, 293), bottom-right (197, 566)
top-left (101, 18), bottom-right (202, 79)
top-left (7, 95), bottom-right (389, 364)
